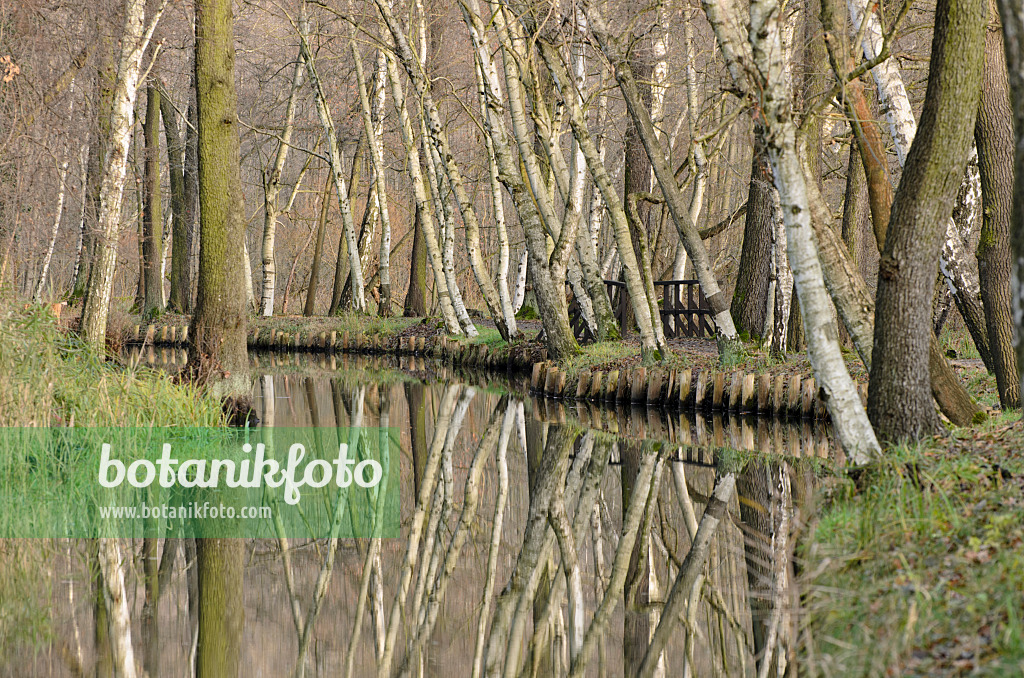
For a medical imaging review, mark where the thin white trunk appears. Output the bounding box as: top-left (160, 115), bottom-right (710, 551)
top-left (298, 7), bottom-right (366, 311)
top-left (97, 538), bottom-right (137, 678)
top-left (80, 0), bottom-right (168, 347)
top-left (383, 51), bottom-right (463, 333)
top-left (352, 38), bottom-right (393, 315)
top-left (35, 147), bottom-right (72, 302)
top-left (71, 143), bottom-right (89, 287)
top-left (260, 51), bottom-right (304, 316)
top-left (472, 56), bottom-right (519, 335)
top-left (747, 0), bottom-right (881, 464)
top-left (512, 249), bottom-right (528, 313)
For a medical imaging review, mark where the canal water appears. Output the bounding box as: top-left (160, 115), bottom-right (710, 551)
top-left (33, 348), bottom-right (836, 677)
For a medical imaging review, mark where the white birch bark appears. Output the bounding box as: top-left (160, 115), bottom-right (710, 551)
top-left (472, 56), bottom-right (519, 336)
top-left (260, 51), bottom-right (304, 316)
top-left (672, 9), bottom-right (706, 281)
top-left (35, 146), bottom-right (73, 302)
top-left (421, 125), bottom-right (478, 335)
top-left (97, 538), bottom-right (138, 678)
top-left (376, 0), bottom-right (514, 340)
top-left (512, 250), bottom-right (528, 313)
top-left (536, 39), bottom-right (665, 352)
top-left (297, 7), bottom-right (366, 311)
top-left (383, 50), bottom-right (463, 333)
top-left (80, 0), bottom-right (168, 347)
top-left (747, 0), bottom-right (880, 464)
top-left (848, 0), bottom-right (985, 332)
top-left (585, 3), bottom-right (740, 350)
top-left (352, 39), bottom-right (393, 315)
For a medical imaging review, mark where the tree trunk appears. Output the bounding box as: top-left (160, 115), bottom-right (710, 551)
top-left (383, 50), bottom-right (463, 333)
top-left (868, 0), bottom-right (984, 442)
top-left (995, 0), bottom-right (1024, 406)
top-left (184, 70), bottom-right (200, 313)
top-left (974, 0), bottom-right (1019, 407)
top-left (587, 7), bottom-right (741, 357)
top-left (79, 0), bottom-right (165, 348)
top-left (142, 85), bottom-right (164, 315)
top-left (732, 126), bottom-right (778, 340)
top-left (160, 88), bottom-right (190, 313)
top-left (259, 49), bottom-right (304, 316)
top-left (403, 204), bottom-right (429, 316)
top-left (303, 175), bottom-right (332, 317)
top-left (849, 0), bottom-right (993, 370)
top-left (196, 538), bottom-right (243, 678)
top-left (189, 0), bottom-right (250, 399)
top-left (97, 539), bottom-right (137, 678)
top-left (298, 6), bottom-right (366, 313)
top-left (352, 40), bottom-right (393, 316)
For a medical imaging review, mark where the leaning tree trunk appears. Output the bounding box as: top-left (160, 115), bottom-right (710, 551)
top-left (867, 0), bottom-right (984, 442)
top-left (189, 0), bottom-right (250, 400)
top-left (383, 50), bottom-right (463, 334)
top-left (352, 41), bottom-right (393, 316)
top-left (298, 5), bottom-right (366, 312)
top-left (995, 0), bottom-right (1024, 404)
top-left (974, 0), bottom-right (1019, 407)
top-left (79, 0), bottom-right (166, 349)
top-left (587, 6), bottom-right (742, 358)
top-left (376, 0), bottom-right (515, 341)
top-left (701, 0), bottom-right (882, 463)
top-left (97, 539), bottom-right (138, 678)
top-left (536, 39), bottom-right (663, 356)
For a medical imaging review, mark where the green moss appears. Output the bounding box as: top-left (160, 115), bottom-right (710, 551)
top-left (515, 304), bottom-right (539, 320)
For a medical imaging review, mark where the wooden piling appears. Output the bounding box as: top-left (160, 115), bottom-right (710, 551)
top-left (630, 367), bottom-right (647, 403)
top-left (712, 373), bottom-right (725, 410)
top-left (693, 370), bottom-right (708, 410)
top-left (787, 375), bottom-right (802, 417)
top-left (605, 370), bottom-right (619, 401)
top-left (576, 370), bottom-right (592, 399)
top-left (801, 378), bottom-right (816, 418)
top-left (646, 371), bottom-right (663, 403)
top-left (589, 371), bottom-right (604, 399)
top-left (741, 373), bottom-right (756, 412)
top-left (678, 369), bottom-right (692, 407)
top-left (728, 372), bottom-right (742, 411)
top-left (757, 374), bottom-right (772, 414)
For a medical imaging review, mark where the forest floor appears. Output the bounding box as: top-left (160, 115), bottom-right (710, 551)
top-left (806, 410), bottom-right (1024, 675)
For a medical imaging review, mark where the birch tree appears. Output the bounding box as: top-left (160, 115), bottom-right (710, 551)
top-left (383, 48), bottom-right (464, 334)
top-left (297, 3), bottom-right (366, 312)
top-left (700, 0), bottom-right (881, 462)
top-left (259, 50), bottom-right (304, 316)
top-left (585, 3), bottom-right (743, 358)
top-left (79, 0), bottom-right (168, 348)
top-left (375, 0), bottom-right (523, 344)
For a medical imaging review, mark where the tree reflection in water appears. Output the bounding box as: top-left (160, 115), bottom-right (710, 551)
top-left (22, 352), bottom-right (830, 677)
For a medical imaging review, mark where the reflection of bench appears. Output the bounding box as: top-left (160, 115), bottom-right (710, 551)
top-left (569, 280), bottom-right (717, 342)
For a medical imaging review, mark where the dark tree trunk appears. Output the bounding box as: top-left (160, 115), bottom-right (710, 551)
top-left (404, 204), bottom-right (428, 316)
top-left (161, 88), bottom-right (190, 314)
top-left (732, 126), bottom-right (776, 339)
top-left (995, 0), bottom-right (1024, 405)
top-left (621, 41), bottom-right (655, 338)
top-left (142, 85), bottom-right (164, 315)
top-left (974, 0), bottom-right (1020, 407)
top-left (869, 0), bottom-right (985, 442)
top-left (196, 538), bottom-right (243, 678)
top-left (304, 175), bottom-right (332, 317)
top-left (183, 68), bottom-right (200, 313)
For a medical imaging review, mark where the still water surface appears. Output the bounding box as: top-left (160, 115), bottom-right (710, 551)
top-left (28, 348), bottom-right (835, 677)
